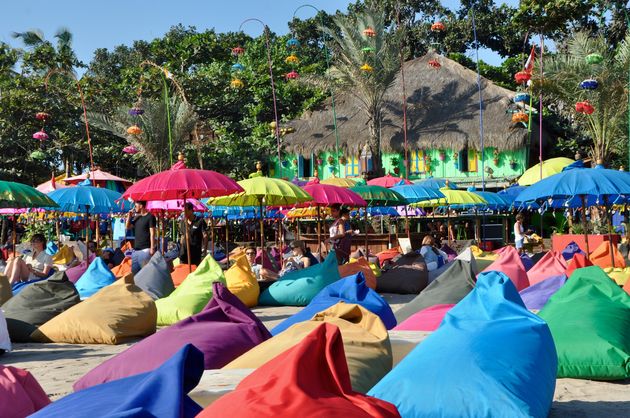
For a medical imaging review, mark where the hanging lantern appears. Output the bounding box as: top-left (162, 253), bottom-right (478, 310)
top-left (285, 55), bottom-right (300, 65)
top-left (231, 63), bottom-right (245, 72)
top-left (362, 47), bottom-right (375, 54)
top-left (128, 106), bottom-right (144, 116)
top-left (286, 38), bottom-right (300, 48)
top-left (360, 63), bottom-right (374, 72)
top-left (514, 71), bottom-right (531, 84)
top-left (362, 27), bottom-right (376, 37)
top-left (428, 59), bottom-right (441, 69)
top-left (585, 53), bottom-right (603, 65)
top-left (231, 46), bottom-right (245, 56)
top-left (285, 70), bottom-right (299, 80)
top-left (579, 79), bottom-right (598, 90)
top-left (35, 112), bottom-right (50, 121)
top-left (32, 130), bottom-right (48, 141)
top-left (127, 125), bottom-right (143, 135)
top-left (30, 150), bottom-right (46, 160)
top-left (123, 145), bottom-right (139, 154)
top-left (513, 93), bottom-right (531, 103)
top-left (512, 112), bottom-right (529, 123)
top-left (431, 21), bottom-right (446, 32)
top-left (575, 101), bottom-right (595, 115)
top-left (230, 78), bottom-right (244, 89)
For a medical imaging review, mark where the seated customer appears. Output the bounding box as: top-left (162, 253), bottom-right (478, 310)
top-left (5, 234), bottom-right (53, 284)
top-left (419, 235), bottom-right (447, 271)
top-left (279, 240), bottom-right (317, 275)
top-left (244, 243), bottom-right (278, 291)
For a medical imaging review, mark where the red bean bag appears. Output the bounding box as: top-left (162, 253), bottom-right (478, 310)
top-left (376, 248), bottom-right (401, 267)
top-left (170, 264), bottom-right (197, 287)
top-left (481, 246), bottom-right (529, 291)
top-left (339, 258), bottom-right (377, 290)
top-left (527, 251), bottom-right (567, 286)
top-left (111, 257), bottom-right (132, 279)
top-left (566, 253), bottom-right (593, 278)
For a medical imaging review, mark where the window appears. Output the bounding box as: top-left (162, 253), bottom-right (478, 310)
top-left (345, 156), bottom-right (359, 177)
top-left (468, 149), bottom-right (478, 172)
top-left (410, 150), bottom-right (425, 173)
top-left (359, 146), bottom-right (373, 174)
top-left (458, 147), bottom-right (478, 172)
top-left (299, 155), bottom-right (312, 178)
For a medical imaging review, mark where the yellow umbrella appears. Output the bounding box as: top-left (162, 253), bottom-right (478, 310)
top-left (412, 188), bottom-right (487, 208)
top-left (518, 157), bottom-right (575, 186)
top-left (286, 206), bottom-right (331, 219)
top-left (320, 177), bottom-right (357, 188)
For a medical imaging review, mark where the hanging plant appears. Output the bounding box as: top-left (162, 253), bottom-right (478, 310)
top-left (327, 155), bottom-right (335, 165)
top-left (339, 156), bottom-right (347, 165)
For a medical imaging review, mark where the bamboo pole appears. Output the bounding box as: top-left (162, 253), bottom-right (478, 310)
top-left (581, 195), bottom-right (590, 258)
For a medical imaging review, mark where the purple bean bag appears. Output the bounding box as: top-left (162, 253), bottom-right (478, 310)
top-left (73, 282), bottom-right (271, 391)
top-left (561, 241), bottom-right (584, 261)
top-left (519, 274), bottom-right (567, 310)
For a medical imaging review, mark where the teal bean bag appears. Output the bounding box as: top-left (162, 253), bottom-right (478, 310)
top-left (539, 265), bottom-right (630, 380)
top-left (259, 251), bottom-right (341, 306)
top-left (156, 255), bottom-right (226, 326)
top-left (74, 258), bottom-right (116, 299)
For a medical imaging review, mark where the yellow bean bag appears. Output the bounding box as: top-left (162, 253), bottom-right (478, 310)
top-left (30, 275), bottom-right (156, 344)
top-left (224, 302), bottom-right (392, 393)
top-left (0, 274), bottom-right (12, 305)
top-left (472, 246), bottom-right (499, 271)
top-left (224, 254), bottom-right (259, 308)
top-left (604, 267), bottom-right (630, 286)
top-left (350, 257), bottom-right (382, 277)
top-left (52, 245), bottom-right (75, 265)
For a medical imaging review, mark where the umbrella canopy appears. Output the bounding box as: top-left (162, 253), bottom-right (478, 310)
top-left (367, 174), bottom-right (412, 188)
top-left (320, 177), bottom-right (358, 188)
top-left (349, 185), bottom-right (406, 207)
top-left (518, 157), bottom-right (575, 186)
top-left (497, 184), bottom-right (527, 203)
top-left (36, 173), bottom-right (69, 194)
top-left (390, 184), bottom-right (446, 203)
top-left (415, 188), bottom-right (487, 208)
top-left (514, 167), bottom-right (630, 208)
top-left (352, 207), bottom-right (400, 217)
top-left (471, 191), bottom-right (511, 211)
top-left (65, 169), bottom-right (132, 186)
top-left (123, 161), bottom-right (243, 201)
top-left (207, 205), bottom-right (261, 220)
top-left (208, 177), bottom-right (313, 207)
top-left (47, 184), bottom-right (128, 214)
top-left (285, 206), bottom-right (331, 219)
top-left (303, 179), bottom-right (367, 207)
top-left (413, 178), bottom-right (459, 190)
top-left (0, 181), bottom-right (58, 209)
top-left (147, 199), bottom-right (207, 213)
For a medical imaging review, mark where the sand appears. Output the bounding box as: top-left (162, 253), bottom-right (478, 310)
top-left (2, 295), bottom-right (630, 417)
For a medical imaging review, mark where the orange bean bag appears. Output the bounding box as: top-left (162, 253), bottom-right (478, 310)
top-left (111, 257), bottom-right (132, 279)
top-left (376, 248), bottom-right (400, 267)
top-left (566, 253), bottom-right (593, 277)
top-left (171, 264), bottom-right (197, 287)
top-left (589, 241), bottom-right (626, 269)
top-left (339, 258), bottom-right (377, 290)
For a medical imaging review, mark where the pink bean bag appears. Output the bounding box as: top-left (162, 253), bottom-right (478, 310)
top-left (393, 304), bottom-right (455, 331)
top-left (527, 251), bottom-right (567, 286)
top-left (481, 246), bottom-right (530, 291)
top-left (0, 365), bottom-right (50, 418)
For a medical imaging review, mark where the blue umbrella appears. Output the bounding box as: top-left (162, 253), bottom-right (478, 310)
top-left (47, 183), bottom-right (129, 214)
top-left (390, 184), bottom-right (446, 203)
top-left (497, 184), bottom-right (527, 202)
top-left (472, 191), bottom-right (511, 211)
top-left (413, 178), bottom-right (459, 190)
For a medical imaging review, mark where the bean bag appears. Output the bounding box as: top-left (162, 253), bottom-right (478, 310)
top-left (426, 247), bottom-right (478, 284)
top-left (604, 267), bottom-right (630, 286)
top-left (481, 246), bottom-right (529, 291)
top-left (369, 270), bottom-right (557, 418)
top-left (519, 274), bottom-right (567, 310)
top-left (0, 365), bottom-right (50, 418)
top-left (393, 304), bottom-right (454, 331)
top-left (539, 266), bottom-right (630, 380)
top-left (31, 277), bottom-right (156, 344)
top-left (74, 282), bottom-right (270, 390)
top-left (376, 248), bottom-right (401, 266)
top-left (111, 247), bottom-right (126, 266)
top-left (156, 255), bottom-right (226, 326)
top-left (339, 258), bottom-right (377, 289)
top-left (199, 324), bottom-right (400, 418)
top-left (624, 277), bottom-right (630, 295)
top-left (473, 249), bottom-right (499, 271)
top-left (226, 303), bottom-right (392, 394)
top-left (64, 254), bottom-right (96, 283)
top-left (52, 244), bottom-right (75, 267)
top-left (527, 250), bottom-right (567, 286)
top-left (31, 344), bottom-right (203, 418)
top-left (254, 248), bottom-right (280, 272)
top-left (350, 256), bottom-right (381, 276)
top-left (566, 252), bottom-right (593, 277)
top-left (589, 241), bottom-right (626, 269)
top-left (224, 254), bottom-right (259, 308)
top-left (171, 263), bottom-right (196, 287)
top-left (376, 253), bottom-right (428, 294)
top-left (134, 252), bottom-right (175, 300)
top-left (561, 241), bottom-right (584, 261)
top-left (440, 244), bottom-right (457, 261)
top-left (0, 274), bottom-right (11, 305)
top-left (110, 256), bottom-right (132, 278)
top-left (2, 271), bottom-right (80, 342)
top-left (11, 277), bottom-right (47, 295)
top-left (271, 272), bottom-right (396, 335)
top-left (0, 310), bottom-right (10, 353)
top-left (520, 253), bottom-right (534, 271)
top-left (259, 251), bottom-right (341, 306)
top-left (74, 257), bottom-right (116, 299)
top-left (530, 251), bottom-right (548, 265)
top-left (395, 259), bottom-right (476, 323)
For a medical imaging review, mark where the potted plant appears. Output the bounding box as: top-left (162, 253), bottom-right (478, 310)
top-left (509, 158), bottom-right (517, 169)
top-left (493, 149), bottom-right (500, 165)
top-left (339, 156), bottom-right (347, 165)
top-left (438, 150), bottom-right (446, 161)
top-left (292, 158), bottom-right (298, 166)
top-left (316, 157), bottom-right (323, 166)
top-left (327, 155), bottom-right (335, 165)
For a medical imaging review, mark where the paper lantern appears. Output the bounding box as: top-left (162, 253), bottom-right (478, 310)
top-left (231, 63), bottom-right (244, 72)
top-left (512, 112), bottom-right (529, 123)
top-left (514, 71), bottom-right (531, 84)
top-left (362, 27), bottom-right (376, 37)
top-left (30, 150), bottom-right (46, 160)
top-left (230, 78), bottom-right (244, 89)
top-left (431, 21), bottom-right (446, 32)
top-left (285, 55), bottom-right (299, 65)
top-left (361, 47), bottom-right (375, 53)
top-left (35, 112), bottom-right (50, 121)
top-left (585, 53), bottom-right (603, 65)
top-left (575, 101), bottom-right (595, 115)
top-left (127, 125), bottom-right (142, 135)
top-left (579, 79), bottom-right (598, 90)
top-left (286, 38), bottom-right (300, 48)
top-left (128, 107), bottom-right (144, 116)
top-left (513, 93), bottom-right (531, 103)
top-left (231, 46), bottom-right (244, 56)
top-left (286, 70), bottom-right (299, 80)
top-left (33, 130), bottom-right (48, 141)
top-left (123, 145), bottom-right (139, 154)
top-left (428, 59), bottom-right (441, 69)
top-left (360, 63), bottom-right (373, 72)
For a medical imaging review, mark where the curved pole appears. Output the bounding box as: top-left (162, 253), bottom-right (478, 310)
top-left (395, 3), bottom-right (410, 180)
top-left (293, 5), bottom-right (341, 176)
top-left (239, 19), bottom-right (281, 164)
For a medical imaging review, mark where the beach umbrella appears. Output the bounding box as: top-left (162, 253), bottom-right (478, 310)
top-left (47, 183), bottom-right (127, 214)
top-left (390, 184), bottom-right (446, 238)
top-left (147, 199), bottom-right (207, 213)
top-left (367, 174), bottom-right (412, 188)
top-left (64, 169), bottom-right (132, 192)
top-left (471, 191), bottom-right (511, 211)
top-left (320, 177), bottom-right (357, 188)
top-left (36, 173), bottom-right (69, 194)
top-left (498, 184), bottom-right (527, 202)
top-left (517, 157), bottom-right (575, 186)
top-left (414, 178), bottom-right (459, 190)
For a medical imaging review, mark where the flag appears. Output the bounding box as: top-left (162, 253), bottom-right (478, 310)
top-left (523, 46), bottom-right (536, 73)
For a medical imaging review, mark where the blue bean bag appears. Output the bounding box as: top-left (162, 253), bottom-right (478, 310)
top-left (74, 258), bottom-right (116, 299)
top-left (30, 344), bottom-right (203, 418)
top-left (271, 272), bottom-right (396, 335)
top-left (369, 270), bottom-right (557, 418)
top-left (520, 253), bottom-right (534, 271)
top-left (11, 278), bottom-right (47, 295)
top-left (259, 251), bottom-right (341, 306)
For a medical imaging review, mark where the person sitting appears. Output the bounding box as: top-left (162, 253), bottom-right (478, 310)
top-left (280, 240), bottom-right (317, 275)
top-left (5, 234), bottom-right (53, 284)
top-left (418, 235), bottom-right (447, 271)
top-left (244, 243), bottom-right (278, 291)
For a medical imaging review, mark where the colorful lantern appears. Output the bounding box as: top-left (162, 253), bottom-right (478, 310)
top-left (286, 38), bottom-right (300, 48)
top-left (230, 78), bottom-right (244, 89)
top-left (360, 63), bottom-right (374, 72)
top-left (513, 93), bottom-right (531, 103)
top-left (123, 145), bottom-right (139, 154)
top-left (127, 125), bottom-right (142, 135)
top-left (361, 47), bottom-right (375, 53)
top-left (362, 27), bottom-right (376, 37)
top-left (585, 53), bottom-right (603, 65)
top-left (32, 130), bottom-right (48, 141)
top-left (231, 63), bottom-right (244, 72)
top-left (514, 71), bottom-right (531, 84)
top-left (431, 21), bottom-right (446, 32)
top-left (231, 46), bottom-right (244, 56)
top-left (128, 106), bottom-right (144, 116)
top-left (35, 112), bottom-right (50, 121)
top-left (30, 150), bottom-right (46, 160)
top-left (428, 59), bottom-right (441, 69)
top-left (285, 55), bottom-right (299, 65)
top-left (512, 112), bottom-right (529, 123)
top-left (285, 70), bottom-right (299, 80)
top-left (575, 101), bottom-right (595, 115)
top-left (579, 79), bottom-right (598, 90)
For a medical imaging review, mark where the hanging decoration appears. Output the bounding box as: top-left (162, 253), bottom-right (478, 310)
top-left (428, 59), bottom-right (441, 69)
top-left (35, 112), bottom-right (50, 122)
top-left (512, 112), bottom-right (529, 123)
top-left (575, 101), bottom-right (595, 115)
top-left (231, 46), bottom-right (245, 56)
top-left (362, 27), bottom-right (376, 37)
top-left (127, 125), bottom-right (143, 135)
top-left (514, 70), bottom-right (532, 84)
top-left (284, 36), bottom-right (300, 80)
top-left (579, 78), bottom-right (598, 90)
top-left (585, 53), bottom-right (604, 65)
top-left (230, 45), bottom-right (245, 89)
top-left (33, 110), bottom-right (50, 146)
top-left (123, 145), bottom-right (139, 154)
top-left (231, 63), bottom-right (244, 72)
top-left (361, 47), bottom-right (375, 53)
top-left (285, 70), bottom-right (299, 80)
top-left (430, 21), bottom-right (445, 32)
top-left (513, 92), bottom-right (531, 103)
top-left (285, 54), bottom-right (299, 65)
top-left (360, 63), bottom-right (374, 73)
top-left (32, 130), bottom-right (49, 141)
top-left (30, 150), bottom-right (46, 160)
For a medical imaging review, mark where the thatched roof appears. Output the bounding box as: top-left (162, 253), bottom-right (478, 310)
top-left (284, 51), bottom-right (547, 156)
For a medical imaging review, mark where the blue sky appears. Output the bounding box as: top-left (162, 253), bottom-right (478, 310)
top-left (1, 0), bottom-right (519, 69)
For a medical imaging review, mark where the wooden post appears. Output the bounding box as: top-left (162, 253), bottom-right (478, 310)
top-left (364, 206), bottom-right (369, 255)
top-left (604, 196), bottom-right (615, 267)
top-left (184, 197), bottom-right (192, 273)
top-left (581, 195), bottom-right (590, 258)
top-left (317, 205), bottom-right (322, 261)
top-left (225, 217), bottom-right (230, 264)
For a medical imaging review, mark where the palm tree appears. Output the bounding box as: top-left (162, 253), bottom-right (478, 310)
top-left (537, 32), bottom-right (630, 164)
top-left (12, 27), bottom-right (80, 74)
top-left (87, 96), bottom-right (198, 174)
top-left (311, 8), bottom-right (401, 175)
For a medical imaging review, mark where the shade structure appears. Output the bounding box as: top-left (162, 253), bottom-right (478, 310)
top-left (414, 188), bottom-right (487, 208)
top-left (303, 179), bottom-right (367, 207)
top-left (472, 191), bottom-right (511, 211)
top-left (390, 184), bottom-right (445, 204)
top-left (64, 169), bottom-right (132, 186)
top-left (349, 185), bottom-right (406, 207)
top-left (518, 157), bottom-right (575, 186)
top-left (320, 177), bottom-right (358, 188)
top-left (122, 161), bottom-right (243, 201)
top-left (147, 199), bottom-right (207, 213)
top-left (47, 184), bottom-right (127, 214)
top-left (0, 181), bottom-right (58, 209)
top-left (208, 177), bottom-right (312, 207)
top-left (367, 174), bottom-right (412, 188)
top-left (36, 173), bottom-right (68, 194)
top-left (413, 178), bottom-right (459, 190)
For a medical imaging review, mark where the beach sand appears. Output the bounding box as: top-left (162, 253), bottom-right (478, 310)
top-left (2, 294), bottom-right (629, 417)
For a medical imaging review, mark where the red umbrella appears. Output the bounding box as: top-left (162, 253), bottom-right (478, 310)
top-left (367, 174), bottom-right (412, 188)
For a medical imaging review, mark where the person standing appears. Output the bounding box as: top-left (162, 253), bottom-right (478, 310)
top-left (126, 201), bottom-right (156, 273)
top-left (329, 204), bottom-right (352, 265)
top-left (179, 202), bottom-right (206, 266)
top-left (514, 214), bottom-right (525, 254)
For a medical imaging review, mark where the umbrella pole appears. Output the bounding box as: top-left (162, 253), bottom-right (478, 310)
top-left (317, 205), bottom-right (322, 261)
top-left (447, 206), bottom-right (451, 245)
top-left (184, 197), bottom-right (192, 273)
top-left (225, 217), bottom-right (230, 264)
top-left (86, 208), bottom-right (90, 265)
top-left (95, 214), bottom-right (100, 247)
top-left (604, 196), bottom-right (615, 268)
top-left (404, 205), bottom-right (410, 241)
top-left (364, 206), bottom-right (369, 256)
top-left (581, 195), bottom-right (590, 258)
top-left (12, 215), bottom-right (16, 256)
top-left (259, 199), bottom-right (264, 265)
top-left (210, 217), bottom-right (215, 260)
top-left (296, 218), bottom-right (300, 240)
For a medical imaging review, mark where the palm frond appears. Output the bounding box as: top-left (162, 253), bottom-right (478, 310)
top-left (11, 30), bottom-right (45, 47)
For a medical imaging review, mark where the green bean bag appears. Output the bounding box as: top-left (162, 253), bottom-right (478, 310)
top-left (539, 266), bottom-right (630, 380)
top-left (258, 251), bottom-right (341, 306)
top-left (156, 255), bottom-right (226, 326)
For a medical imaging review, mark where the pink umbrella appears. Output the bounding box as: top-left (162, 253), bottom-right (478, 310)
top-left (367, 174), bottom-right (412, 188)
top-left (65, 169), bottom-right (133, 187)
top-left (147, 199), bottom-right (207, 213)
top-left (36, 173), bottom-right (70, 194)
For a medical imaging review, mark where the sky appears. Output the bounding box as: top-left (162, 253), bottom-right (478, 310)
top-left (1, 0), bottom-right (520, 71)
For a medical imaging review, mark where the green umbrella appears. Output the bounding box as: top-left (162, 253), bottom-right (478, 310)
top-left (0, 180), bottom-right (58, 209)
